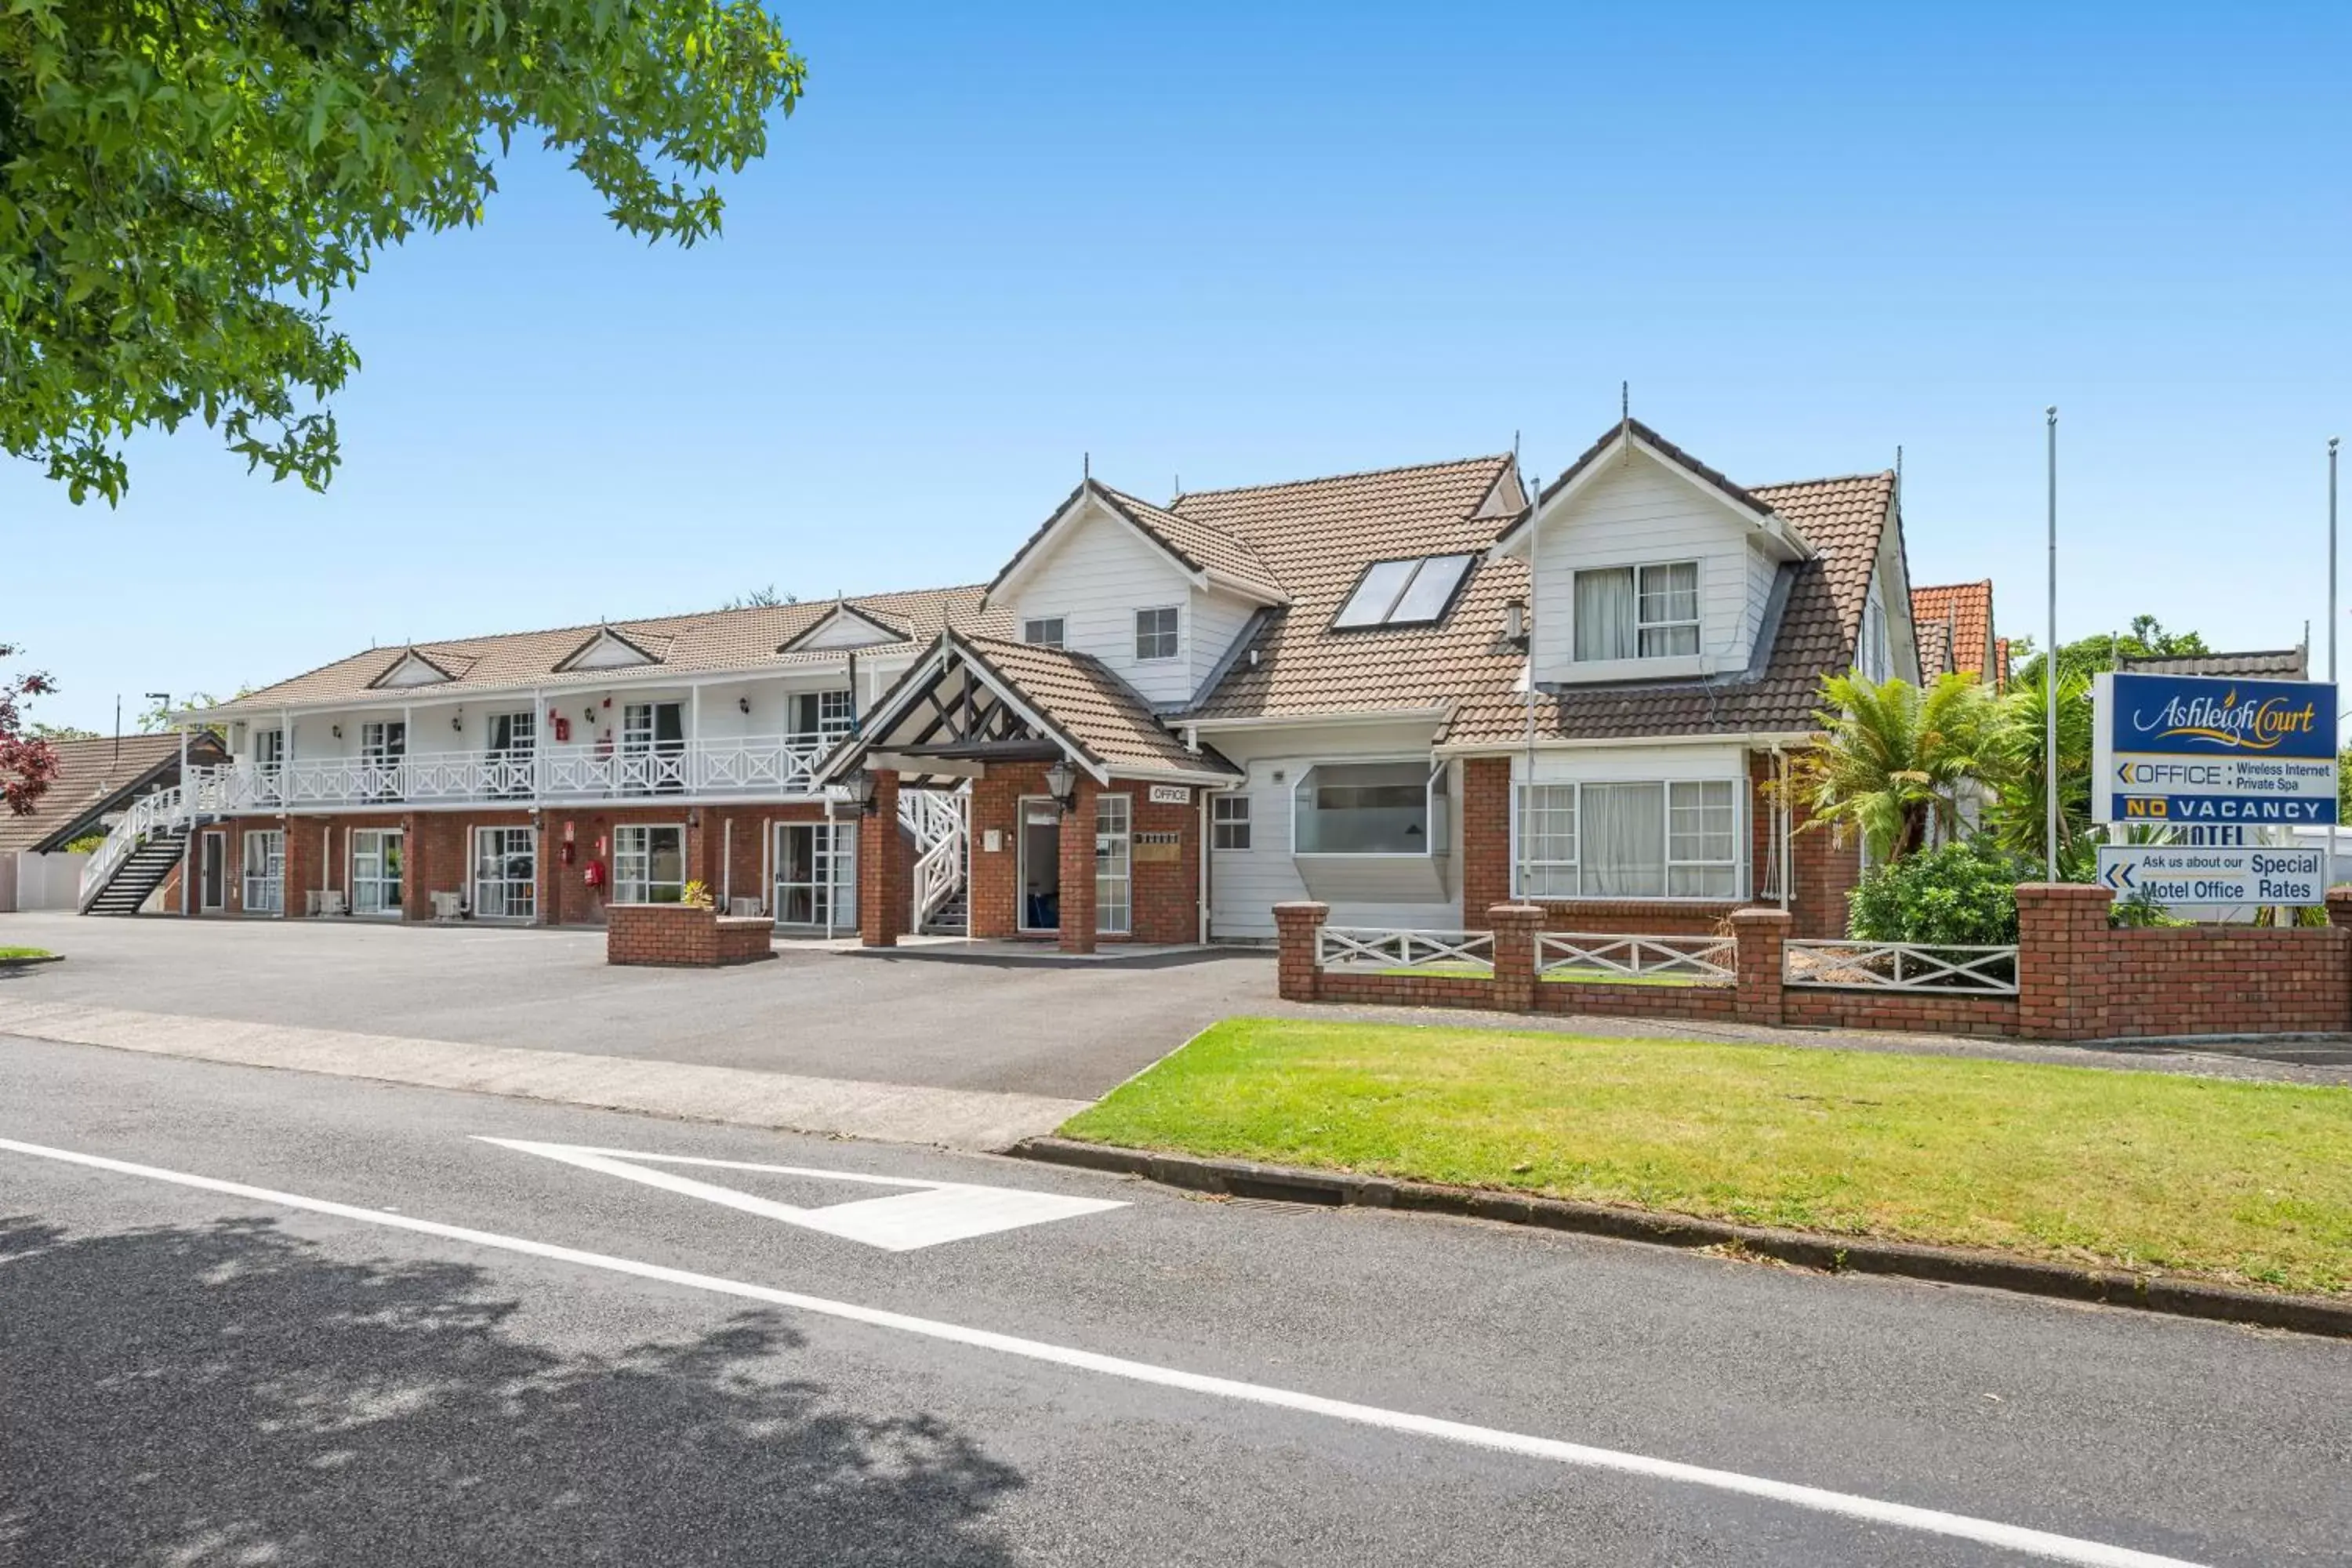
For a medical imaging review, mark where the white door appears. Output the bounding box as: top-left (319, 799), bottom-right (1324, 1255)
top-left (774, 822), bottom-right (858, 931)
top-left (472, 826), bottom-right (536, 920)
top-left (351, 829), bottom-right (404, 916)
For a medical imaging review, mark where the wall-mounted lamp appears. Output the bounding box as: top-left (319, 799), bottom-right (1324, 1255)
top-left (1044, 757), bottom-right (1079, 812)
top-left (1502, 599), bottom-right (1530, 648)
top-left (841, 770), bottom-right (878, 815)
top-left (738, 696), bottom-right (751, 714)
top-left (452, 713), bottom-right (463, 732)
top-left (331, 724), bottom-right (342, 739)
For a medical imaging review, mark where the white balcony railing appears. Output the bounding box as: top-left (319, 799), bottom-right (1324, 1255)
top-left (196, 735), bottom-right (840, 811)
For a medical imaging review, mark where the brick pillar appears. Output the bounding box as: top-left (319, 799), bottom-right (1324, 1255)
top-left (2016, 883), bottom-right (2114, 1041)
top-left (1058, 776), bottom-right (1098, 954)
top-left (1487, 902), bottom-right (1544, 1011)
top-left (1274, 902), bottom-right (1328, 1001)
top-left (2326, 888), bottom-right (2352, 929)
top-left (1731, 906), bottom-right (1791, 1025)
top-left (534, 815), bottom-right (558, 926)
top-left (283, 818), bottom-right (321, 918)
top-left (857, 775), bottom-right (902, 948)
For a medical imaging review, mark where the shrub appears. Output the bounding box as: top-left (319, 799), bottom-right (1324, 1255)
top-left (1846, 838), bottom-right (2028, 946)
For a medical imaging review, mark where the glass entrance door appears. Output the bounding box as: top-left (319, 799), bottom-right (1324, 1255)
top-left (351, 829), bottom-right (404, 916)
top-left (199, 832), bottom-right (227, 909)
top-left (774, 822), bottom-right (858, 931)
top-left (241, 829), bottom-right (285, 915)
top-left (1094, 793), bottom-right (1131, 936)
top-left (1017, 798), bottom-right (1060, 933)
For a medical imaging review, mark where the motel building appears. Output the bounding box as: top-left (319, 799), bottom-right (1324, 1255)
top-left (85, 420), bottom-right (1984, 951)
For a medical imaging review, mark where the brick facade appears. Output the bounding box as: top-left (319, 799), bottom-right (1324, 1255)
top-left (1276, 890), bottom-right (2352, 1044)
top-left (606, 903), bottom-right (776, 967)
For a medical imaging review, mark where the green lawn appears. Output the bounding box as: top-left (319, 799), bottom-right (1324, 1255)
top-left (0, 946), bottom-right (54, 961)
top-left (1541, 968), bottom-right (1714, 987)
top-left (1060, 1018), bottom-right (2352, 1297)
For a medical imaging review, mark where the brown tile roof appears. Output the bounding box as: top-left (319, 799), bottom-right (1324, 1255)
top-left (0, 731), bottom-right (228, 856)
top-left (1916, 618), bottom-right (1955, 681)
top-left (957, 634), bottom-right (1238, 780)
top-left (1170, 454), bottom-right (1523, 721)
top-left (1439, 472), bottom-right (1898, 747)
top-left (199, 586), bottom-right (1010, 717)
top-left (1908, 580), bottom-right (1995, 677)
top-left (1097, 487), bottom-right (1287, 602)
top-left (2120, 647), bottom-right (2309, 679)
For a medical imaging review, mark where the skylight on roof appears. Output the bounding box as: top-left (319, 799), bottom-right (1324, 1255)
top-left (1331, 554), bottom-right (1474, 630)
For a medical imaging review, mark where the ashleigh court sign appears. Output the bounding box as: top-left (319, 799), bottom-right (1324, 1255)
top-left (2092, 671), bottom-right (2338, 825)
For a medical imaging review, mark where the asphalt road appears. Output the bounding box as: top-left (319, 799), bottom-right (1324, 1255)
top-left (5, 1034), bottom-right (2347, 1566)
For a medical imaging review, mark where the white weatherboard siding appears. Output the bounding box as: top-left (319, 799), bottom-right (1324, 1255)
top-left (1530, 453), bottom-right (1764, 684)
top-left (1010, 498), bottom-right (1199, 704)
top-left (1188, 587), bottom-right (1256, 698)
top-left (1206, 722), bottom-right (1461, 940)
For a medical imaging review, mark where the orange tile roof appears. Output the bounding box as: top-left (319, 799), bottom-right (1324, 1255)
top-left (0, 731), bottom-right (228, 855)
top-left (1908, 580), bottom-right (1995, 678)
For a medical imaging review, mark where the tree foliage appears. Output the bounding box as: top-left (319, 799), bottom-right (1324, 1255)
top-left (0, 644), bottom-right (60, 814)
top-left (2, 0), bottom-right (806, 503)
top-left (2008, 613), bottom-right (2211, 689)
top-left (1983, 670), bottom-right (2098, 880)
top-left (1782, 673), bottom-right (2005, 863)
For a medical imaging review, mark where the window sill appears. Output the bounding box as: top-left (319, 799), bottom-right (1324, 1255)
top-left (1541, 653), bottom-right (1717, 684)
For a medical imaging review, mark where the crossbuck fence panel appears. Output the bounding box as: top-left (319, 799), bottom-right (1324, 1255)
top-left (1318, 927), bottom-right (1495, 974)
top-left (1537, 932), bottom-right (1736, 982)
top-left (1783, 940), bottom-right (2020, 995)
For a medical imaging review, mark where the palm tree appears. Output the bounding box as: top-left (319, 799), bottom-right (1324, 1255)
top-left (1784, 673), bottom-right (2005, 863)
top-left (1984, 671), bottom-right (2097, 880)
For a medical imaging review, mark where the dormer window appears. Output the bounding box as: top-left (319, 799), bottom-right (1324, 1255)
top-left (1573, 562), bottom-right (1699, 660)
top-left (1134, 607), bottom-right (1180, 661)
top-left (1332, 554), bottom-right (1474, 630)
top-left (1022, 616), bottom-right (1066, 649)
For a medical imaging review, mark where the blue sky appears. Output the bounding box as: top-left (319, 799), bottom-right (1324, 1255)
top-left (9, 1), bottom-right (2350, 731)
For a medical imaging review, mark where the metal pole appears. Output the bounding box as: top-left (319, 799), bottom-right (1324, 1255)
top-left (2332, 438), bottom-right (2340, 883)
top-left (2045, 406), bottom-right (2059, 883)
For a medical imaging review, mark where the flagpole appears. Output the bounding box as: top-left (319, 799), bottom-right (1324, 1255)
top-left (2331, 437), bottom-right (2340, 883)
top-left (2045, 408), bottom-right (2059, 882)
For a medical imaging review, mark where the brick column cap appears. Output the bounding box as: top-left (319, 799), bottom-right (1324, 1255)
top-left (1485, 902), bottom-right (1545, 924)
top-left (1273, 901), bottom-right (1330, 920)
top-left (1728, 906), bottom-right (1795, 927)
top-left (2015, 882), bottom-right (2113, 902)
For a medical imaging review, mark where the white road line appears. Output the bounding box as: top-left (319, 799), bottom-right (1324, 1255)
top-left (473, 1138), bottom-right (1125, 1251)
top-left (0, 1135), bottom-right (2202, 1568)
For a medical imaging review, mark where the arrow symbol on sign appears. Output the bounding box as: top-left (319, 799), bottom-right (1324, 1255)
top-left (2098, 861), bottom-right (2135, 891)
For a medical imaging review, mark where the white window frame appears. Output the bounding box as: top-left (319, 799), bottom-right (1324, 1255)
top-left (1210, 793), bottom-right (1252, 851)
top-left (1134, 605), bottom-right (1181, 662)
top-left (1291, 758), bottom-right (1446, 858)
top-left (1860, 582), bottom-right (1891, 682)
top-left (240, 829), bottom-right (285, 915)
top-left (1095, 792), bottom-right (1131, 936)
top-left (1572, 561), bottom-right (1703, 662)
top-left (472, 826), bottom-right (537, 920)
top-left (788, 689), bottom-right (855, 745)
top-left (612, 822), bottom-right (688, 906)
top-left (1512, 779), bottom-right (1745, 901)
top-left (1022, 615), bottom-right (1068, 649)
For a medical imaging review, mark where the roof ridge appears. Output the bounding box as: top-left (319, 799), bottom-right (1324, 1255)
top-left (354, 581), bottom-right (993, 657)
top-left (1171, 451), bottom-right (1512, 502)
top-left (1748, 469), bottom-right (1897, 492)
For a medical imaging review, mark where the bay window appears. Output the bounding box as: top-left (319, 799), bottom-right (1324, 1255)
top-left (1573, 561), bottom-right (1700, 660)
top-left (1515, 779), bottom-right (1740, 898)
top-left (1294, 761), bottom-right (1443, 855)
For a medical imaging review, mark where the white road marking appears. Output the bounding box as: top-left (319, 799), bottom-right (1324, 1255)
top-left (0, 1135), bottom-right (2202, 1568)
top-left (474, 1138), bottom-right (1124, 1251)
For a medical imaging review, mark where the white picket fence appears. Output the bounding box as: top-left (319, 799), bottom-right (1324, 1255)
top-left (1783, 940), bottom-right (2020, 995)
top-left (1537, 931), bottom-right (1735, 982)
top-left (1316, 927), bottom-right (1495, 973)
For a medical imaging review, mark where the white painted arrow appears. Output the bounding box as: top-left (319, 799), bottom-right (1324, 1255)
top-left (477, 1138), bottom-right (1123, 1252)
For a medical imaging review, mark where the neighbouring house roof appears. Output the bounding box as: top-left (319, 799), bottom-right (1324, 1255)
top-left (1917, 618), bottom-right (1955, 680)
top-left (2119, 647), bottom-right (2310, 680)
top-left (1994, 637), bottom-right (2013, 685)
top-left (191, 586), bottom-right (1010, 719)
top-left (1908, 580), bottom-right (1995, 679)
top-left (1, 731), bottom-right (228, 857)
top-left (1439, 471), bottom-right (1900, 747)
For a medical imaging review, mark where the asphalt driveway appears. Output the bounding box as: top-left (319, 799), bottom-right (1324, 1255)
top-left (0, 914), bottom-right (1276, 1100)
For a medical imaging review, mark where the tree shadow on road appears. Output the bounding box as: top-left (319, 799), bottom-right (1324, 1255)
top-left (0, 1214), bottom-right (1023, 1566)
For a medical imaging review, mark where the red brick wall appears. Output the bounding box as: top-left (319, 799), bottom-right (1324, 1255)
top-left (969, 763), bottom-right (1047, 940)
top-left (2101, 926), bottom-right (2351, 1037)
top-left (1460, 757), bottom-right (1511, 918)
top-left (1125, 785), bottom-right (1200, 945)
top-left (606, 904), bottom-right (775, 967)
top-left (1783, 989), bottom-right (2020, 1036)
top-left (966, 768), bottom-right (1200, 945)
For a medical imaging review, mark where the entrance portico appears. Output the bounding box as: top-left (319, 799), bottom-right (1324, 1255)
top-left (821, 630), bottom-right (1237, 954)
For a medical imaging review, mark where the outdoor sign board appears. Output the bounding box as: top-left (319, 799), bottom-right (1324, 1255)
top-left (2095, 841), bottom-right (2326, 906)
top-left (2092, 672), bottom-right (2338, 826)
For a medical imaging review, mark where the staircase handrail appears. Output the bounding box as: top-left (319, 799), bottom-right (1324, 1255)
top-left (899, 786), bottom-right (970, 932)
top-left (76, 775), bottom-right (198, 913)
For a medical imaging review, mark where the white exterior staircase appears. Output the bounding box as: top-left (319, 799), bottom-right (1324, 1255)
top-left (78, 778), bottom-right (207, 916)
top-left (901, 786), bottom-right (970, 936)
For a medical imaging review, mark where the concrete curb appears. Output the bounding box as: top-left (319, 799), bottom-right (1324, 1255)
top-left (1011, 1137), bottom-right (2352, 1341)
top-left (0, 954), bottom-right (64, 971)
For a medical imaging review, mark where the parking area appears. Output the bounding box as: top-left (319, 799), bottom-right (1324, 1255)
top-left (0, 914), bottom-right (1278, 1100)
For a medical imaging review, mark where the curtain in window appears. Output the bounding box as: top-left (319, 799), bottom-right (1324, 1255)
top-left (1581, 783), bottom-right (1664, 895)
top-left (1638, 563), bottom-right (1700, 656)
top-left (1573, 568), bottom-right (1636, 661)
top-left (1668, 781), bottom-right (1737, 897)
top-left (1517, 784), bottom-right (1578, 898)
